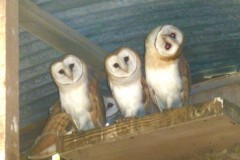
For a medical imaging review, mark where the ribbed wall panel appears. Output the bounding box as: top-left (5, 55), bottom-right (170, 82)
top-left (19, 28), bottom-right (63, 131)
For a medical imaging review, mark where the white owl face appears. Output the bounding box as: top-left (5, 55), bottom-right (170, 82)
top-left (51, 55), bottom-right (83, 85)
top-left (103, 96), bottom-right (118, 117)
top-left (154, 25), bottom-right (184, 58)
top-left (105, 48), bottom-right (138, 78)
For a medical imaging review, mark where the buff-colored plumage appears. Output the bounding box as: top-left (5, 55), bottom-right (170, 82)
top-left (145, 25), bottom-right (191, 111)
top-left (105, 47), bottom-right (152, 117)
top-left (28, 101), bottom-right (76, 159)
top-left (51, 55), bottom-right (106, 131)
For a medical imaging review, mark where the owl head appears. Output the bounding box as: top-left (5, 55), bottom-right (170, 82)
top-left (103, 96), bottom-right (118, 118)
top-left (104, 47), bottom-right (141, 81)
top-left (51, 54), bottom-right (86, 87)
top-left (146, 25), bottom-right (184, 60)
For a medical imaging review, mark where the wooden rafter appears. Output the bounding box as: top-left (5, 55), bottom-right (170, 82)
top-left (190, 72), bottom-right (240, 105)
top-left (0, 0), bottom-right (19, 159)
top-left (19, 0), bottom-right (107, 76)
top-left (191, 72), bottom-right (240, 95)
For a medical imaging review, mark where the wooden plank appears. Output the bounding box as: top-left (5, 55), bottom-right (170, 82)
top-left (0, 0), bottom-right (19, 159)
top-left (62, 116), bottom-right (240, 160)
top-left (19, 0), bottom-right (107, 76)
top-left (191, 72), bottom-right (240, 95)
top-left (57, 98), bottom-right (240, 160)
top-left (190, 72), bottom-right (240, 105)
top-left (190, 84), bottom-right (240, 105)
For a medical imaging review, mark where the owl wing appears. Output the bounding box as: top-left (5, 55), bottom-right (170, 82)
top-left (29, 112), bottom-right (76, 159)
top-left (87, 67), bottom-right (106, 128)
top-left (142, 80), bottom-right (160, 114)
top-left (147, 80), bottom-right (167, 112)
top-left (179, 55), bottom-right (191, 106)
top-left (141, 78), bottom-right (151, 114)
top-left (49, 100), bottom-right (81, 131)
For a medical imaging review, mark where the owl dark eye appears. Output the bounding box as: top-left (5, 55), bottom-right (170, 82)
top-left (58, 69), bottom-right (65, 74)
top-left (170, 33), bottom-right (176, 38)
top-left (113, 63), bottom-right (119, 68)
top-left (124, 56), bottom-right (129, 63)
top-left (165, 43), bottom-right (172, 50)
top-left (107, 103), bottom-right (114, 109)
top-left (69, 63), bottom-right (74, 70)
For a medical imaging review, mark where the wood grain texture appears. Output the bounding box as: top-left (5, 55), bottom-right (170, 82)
top-left (57, 98), bottom-right (240, 160)
top-left (62, 116), bottom-right (240, 160)
top-left (190, 72), bottom-right (240, 106)
top-left (19, 0), bottom-right (107, 77)
top-left (0, 0), bottom-right (19, 159)
top-left (191, 72), bottom-right (240, 95)
top-left (190, 84), bottom-right (240, 106)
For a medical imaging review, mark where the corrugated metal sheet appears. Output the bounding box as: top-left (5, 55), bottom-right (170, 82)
top-left (20, 28), bottom-right (63, 128)
top-left (20, 0), bottom-right (240, 152)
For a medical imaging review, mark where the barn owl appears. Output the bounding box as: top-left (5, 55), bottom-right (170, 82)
top-left (145, 25), bottom-right (191, 111)
top-left (103, 95), bottom-right (122, 125)
top-left (51, 55), bottom-right (106, 131)
top-left (105, 47), bottom-right (151, 117)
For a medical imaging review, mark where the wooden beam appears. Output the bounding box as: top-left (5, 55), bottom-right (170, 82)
top-left (0, 0), bottom-right (19, 159)
top-left (63, 117), bottom-right (240, 160)
top-left (19, 0), bottom-right (107, 76)
top-left (191, 72), bottom-right (240, 95)
top-left (57, 98), bottom-right (240, 160)
top-left (190, 84), bottom-right (240, 105)
top-left (190, 72), bottom-right (240, 105)
top-left (27, 98), bottom-right (240, 159)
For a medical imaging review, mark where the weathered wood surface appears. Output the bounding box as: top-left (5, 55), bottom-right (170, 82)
top-left (190, 73), bottom-right (240, 105)
top-left (19, 0), bottom-right (107, 76)
top-left (62, 116), bottom-right (240, 160)
top-left (190, 84), bottom-right (240, 106)
top-left (0, 0), bottom-right (19, 159)
top-left (58, 98), bottom-right (240, 160)
top-left (191, 72), bottom-right (240, 95)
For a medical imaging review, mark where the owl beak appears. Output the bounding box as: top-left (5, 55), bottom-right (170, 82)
top-left (119, 61), bottom-right (128, 73)
top-left (68, 75), bottom-right (73, 81)
top-left (121, 65), bottom-right (128, 73)
top-left (66, 72), bottom-right (73, 81)
top-left (162, 34), bottom-right (178, 45)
